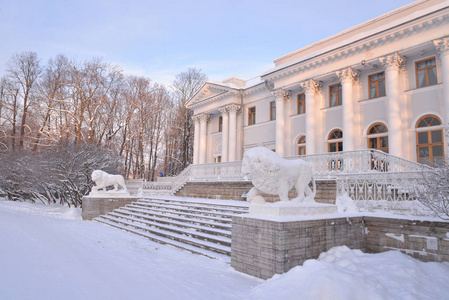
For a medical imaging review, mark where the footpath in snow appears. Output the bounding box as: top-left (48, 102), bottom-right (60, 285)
top-left (0, 200), bottom-right (449, 300)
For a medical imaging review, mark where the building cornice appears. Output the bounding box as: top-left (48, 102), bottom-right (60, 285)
top-left (262, 8), bottom-right (449, 82)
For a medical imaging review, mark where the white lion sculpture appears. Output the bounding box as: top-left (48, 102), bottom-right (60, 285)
top-left (241, 147), bottom-right (316, 203)
top-left (91, 170), bottom-right (127, 193)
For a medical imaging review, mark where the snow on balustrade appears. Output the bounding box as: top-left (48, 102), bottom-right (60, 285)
top-left (141, 150), bottom-right (433, 215)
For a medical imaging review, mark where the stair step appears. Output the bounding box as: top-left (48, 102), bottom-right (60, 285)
top-left (94, 217), bottom-right (230, 262)
top-left (101, 214), bottom-right (231, 246)
top-left (139, 198), bottom-right (249, 212)
top-left (131, 201), bottom-right (244, 219)
top-left (95, 215), bottom-right (231, 256)
top-left (126, 204), bottom-right (232, 224)
top-left (110, 210), bottom-right (231, 238)
top-left (116, 207), bottom-right (232, 231)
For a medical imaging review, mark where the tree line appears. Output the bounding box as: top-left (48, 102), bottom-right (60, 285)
top-left (0, 52), bottom-right (206, 205)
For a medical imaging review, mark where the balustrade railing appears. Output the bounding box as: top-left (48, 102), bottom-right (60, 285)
top-left (336, 171), bottom-right (432, 216)
top-left (142, 150), bottom-right (432, 203)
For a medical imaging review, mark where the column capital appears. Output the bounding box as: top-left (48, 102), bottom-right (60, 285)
top-left (335, 67), bottom-right (358, 84)
top-left (300, 79), bottom-right (321, 94)
top-left (434, 37), bottom-right (449, 58)
top-left (218, 106), bottom-right (228, 115)
top-left (272, 89), bottom-right (291, 102)
top-left (379, 52), bottom-right (406, 71)
top-left (192, 114), bottom-right (201, 123)
top-left (226, 104), bottom-right (241, 114)
top-left (197, 113), bottom-right (210, 123)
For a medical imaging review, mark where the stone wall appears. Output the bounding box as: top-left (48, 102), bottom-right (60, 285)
top-left (175, 180), bottom-right (337, 204)
top-left (82, 196), bottom-right (139, 220)
top-left (231, 215), bottom-right (365, 279)
top-left (364, 217), bottom-right (449, 262)
top-left (231, 215), bottom-right (449, 279)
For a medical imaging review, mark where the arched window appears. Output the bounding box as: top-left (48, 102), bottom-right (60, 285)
top-left (367, 123), bottom-right (388, 153)
top-left (328, 129), bottom-right (343, 152)
top-left (297, 136), bottom-right (306, 155)
top-left (416, 115), bottom-right (444, 166)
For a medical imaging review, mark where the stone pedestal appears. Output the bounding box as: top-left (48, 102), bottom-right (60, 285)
top-left (231, 215), bottom-right (365, 279)
top-left (82, 195), bottom-right (138, 220)
top-left (249, 202), bottom-right (338, 216)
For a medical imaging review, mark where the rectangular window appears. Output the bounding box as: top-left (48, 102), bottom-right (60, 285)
top-left (218, 116), bottom-right (223, 132)
top-left (416, 57), bottom-right (437, 88)
top-left (270, 101), bottom-right (276, 121)
top-left (248, 106), bottom-right (256, 126)
top-left (368, 72), bottom-right (386, 99)
top-left (329, 83), bottom-right (342, 107)
top-left (297, 93), bottom-right (305, 114)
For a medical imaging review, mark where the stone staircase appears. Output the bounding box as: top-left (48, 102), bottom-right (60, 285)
top-left (94, 196), bottom-right (249, 262)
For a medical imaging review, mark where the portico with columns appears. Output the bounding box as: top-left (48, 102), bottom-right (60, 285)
top-left (187, 0), bottom-right (449, 167)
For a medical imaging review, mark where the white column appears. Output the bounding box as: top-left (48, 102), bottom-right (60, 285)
top-left (273, 89), bottom-right (290, 157)
top-left (192, 115), bottom-right (200, 164)
top-left (336, 67), bottom-right (358, 152)
top-left (380, 53), bottom-right (405, 158)
top-left (198, 114), bottom-right (209, 164)
top-left (219, 107), bottom-right (229, 162)
top-left (434, 38), bottom-right (449, 126)
top-left (227, 104), bottom-right (240, 161)
top-left (300, 80), bottom-right (321, 155)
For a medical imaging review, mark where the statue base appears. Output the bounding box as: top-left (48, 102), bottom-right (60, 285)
top-left (249, 202), bottom-right (338, 216)
top-left (88, 190), bottom-right (130, 197)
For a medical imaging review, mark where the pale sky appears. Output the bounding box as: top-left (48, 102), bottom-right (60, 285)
top-left (0, 0), bottom-right (413, 86)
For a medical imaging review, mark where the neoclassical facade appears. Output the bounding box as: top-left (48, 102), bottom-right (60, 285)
top-left (187, 0), bottom-right (449, 167)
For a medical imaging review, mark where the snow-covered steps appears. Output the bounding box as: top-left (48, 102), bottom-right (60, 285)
top-left (94, 196), bottom-right (249, 261)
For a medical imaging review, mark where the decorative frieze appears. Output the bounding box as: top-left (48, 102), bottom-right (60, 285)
top-left (379, 52), bottom-right (406, 71)
top-left (433, 37), bottom-right (449, 57)
top-left (300, 79), bottom-right (322, 94)
top-left (335, 67), bottom-right (358, 84)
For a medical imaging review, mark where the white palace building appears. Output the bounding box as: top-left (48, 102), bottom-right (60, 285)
top-left (187, 0), bottom-right (449, 168)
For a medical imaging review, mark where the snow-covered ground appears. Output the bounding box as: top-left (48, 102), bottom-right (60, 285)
top-left (1, 200), bottom-right (449, 300)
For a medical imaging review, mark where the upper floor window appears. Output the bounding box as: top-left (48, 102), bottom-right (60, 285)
top-left (367, 123), bottom-right (388, 153)
top-left (416, 115), bottom-right (444, 166)
top-left (218, 116), bottom-right (223, 132)
top-left (328, 129), bottom-right (343, 152)
top-left (297, 93), bottom-right (305, 114)
top-left (248, 106), bottom-right (256, 126)
top-left (416, 57), bottom-right (437, 88)
top-left (369, 72), bottom-right (386, 99)
top-left (297, 136), bottom-right (306, 155)
top-left (329, 83), bottom-right (342, 107)
top-left (270, 101), bottom-right (276, 121)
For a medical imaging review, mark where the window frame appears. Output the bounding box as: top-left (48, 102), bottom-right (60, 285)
top-left (297, 93), bottom-right (305, 114)
top-left (415, 57), bottom-right (437, 88)
top-left (368, 71), bottom-right (386, 99)
top-left (367, 122), bottom-right (389, 153)
top-left (328, 129), bottom-right (343, 152)
top-left (248, 106), bottom-right (256, 126)
top-left (297, 136), bottom-right (306, 155)
top-left (415, 115), bottom-right (444, 167)
top-left (270, 101), bottom-right (276, 121)
top-left (329, 83), bottom-right (342, 107)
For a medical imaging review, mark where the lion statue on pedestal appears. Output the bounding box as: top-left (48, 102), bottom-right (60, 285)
top-left (241, 147), bottom-right (316, 203)
top-left (90, 170), bottom-right (127, 193)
